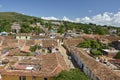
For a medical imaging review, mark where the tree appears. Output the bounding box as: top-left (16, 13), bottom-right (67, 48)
top-left (29, 45), bottom-right (38, 52)
top-left (57, 27), bottom-right (64, 34)
top-left (114, 51), bottom-right (120, 59)
top-left (40, 19), bottom-right (44, 25)
top-left (78, 40), bottom-right (100, 48)
top-left (21, 22), bottom-right (32, 33)
top-left (90, 49), bottom-right (102, 55)
top-left (94, 27), bottom-right (108, 35)
top-left (54, 68), bottom-right (89, 80)
top-left (91, 40), bottom-right (101, 48)
top-left (79, 40), bottom-right (91, 48)
top-left (0, 20), bottom-right (11, 32)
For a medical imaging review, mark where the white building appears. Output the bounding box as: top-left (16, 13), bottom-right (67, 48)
top-left (70, 47), bottom-right (120, 80)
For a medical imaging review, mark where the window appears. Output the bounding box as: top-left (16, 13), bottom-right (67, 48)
top-left (44, 78), bottom-right (48, 80)
top-left (19, 76), bottom-right (26, 80)
top-left (22, 76), bottom-right (26, 80)
top-left (32, 76), bottom-right (36, 80)
top-left (19, 76), bottom-right (21, 80)
top-left (96, 77), bottom-right (99, 80)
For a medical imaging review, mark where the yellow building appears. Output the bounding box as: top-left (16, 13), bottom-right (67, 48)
top-left (2, 73), bottom-right (54, 80)
top-left (16, 33), bottom-right (31, 40)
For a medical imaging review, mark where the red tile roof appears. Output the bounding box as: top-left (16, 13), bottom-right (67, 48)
top-left (64, 38), bottom-right (84, 46)
top-left (26, 40), bottom-right (35, 46)
top-left (106, 36), bottom-right (120, 42)
top-left (1, 53), bottom-right (68, 77)
top-left (70, 47), bottom-right (120, 80)
top-left (20, 46), bottom-right (30, 53)
top-left (2, 39), bottom-right (18, 48)
top-left (8, 48), bottom-right (20, 56)
top-left (15, 65), bottom-right (27, 70)
top-left (109, 59), bottom-right (120, 63)
top-left (42, 40), bottom-right (58, 48)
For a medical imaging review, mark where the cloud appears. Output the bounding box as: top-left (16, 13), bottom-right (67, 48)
top-left (81, 17), bottom-right (92, 23)
top-left (81, 12), bottom-right (120, 27)
top-left (41, 11), bottom-right (120, 27)
top-left (62, 16), bottom-right (73, 22)
top-left (41, 16), bottom-right (73, 22)
top-left (41, 16), bottom-right (59, 20)
top-left (75, 18), bottom-right (80, 23)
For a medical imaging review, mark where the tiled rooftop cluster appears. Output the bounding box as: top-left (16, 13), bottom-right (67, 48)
top-left (0, 35), bottom-right (68, 79)
top-left (1, 53), bottom-right (67, 77)
top-left (64, 38), bottom-right (84, 46)
top-left (71, 47), bottom-right (120, 80)
top-left (0, 36), bottom-right (58, 48)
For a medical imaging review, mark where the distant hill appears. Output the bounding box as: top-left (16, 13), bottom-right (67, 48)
top-left (0, 12), bottom-right (120, 35)
top-left (0, 12), bottom-right (44, 32)
top-left (0, 12), bottom-right (40, 22)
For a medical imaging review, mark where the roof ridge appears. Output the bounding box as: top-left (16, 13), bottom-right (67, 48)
top-left (50, 53), bottom-right (63, 74)
top-left (50, 63), bottom-right (63, 74)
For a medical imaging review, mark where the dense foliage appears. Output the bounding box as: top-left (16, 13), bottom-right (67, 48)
top-left (77, 40), bottom-right (101, 48)
top-left (29, 45), bottom-right (38, 52)
top-left (90, 49), bottom-right (102, 55)
top-left (60, 22), bottom-right (113, 35)
top-left (54, 68), bottom-right (89, 80)
top-left (114, 51), bottom-right (120, 59)
top-left (77, 40), bottom-right (109, 55)
top-left (0, 12), bottom-right (44, 33)
top-left (0, 20), bottom-right (11, 32)
top-left (0, 12), bottom-right (39, 22)
top-left (21, 22), bottom-right (32, 33)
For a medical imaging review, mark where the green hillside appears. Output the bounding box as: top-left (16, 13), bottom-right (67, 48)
top-left (0, 12), bottom-right (120, 35)
top-left (0, 12), bottom-right (40, 22)
top-left (0, 12), bottom-right (44, 32)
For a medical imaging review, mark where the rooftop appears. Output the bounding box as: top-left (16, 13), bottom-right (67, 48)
top-left (1, 53), bottom-right (68, 77)
top-left (70, 47), bottom-right (120, 80)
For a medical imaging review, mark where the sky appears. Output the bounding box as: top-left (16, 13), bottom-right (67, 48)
top-left (0, 0), bottom-right (120, 26)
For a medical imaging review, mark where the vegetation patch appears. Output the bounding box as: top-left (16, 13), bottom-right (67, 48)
top-left (114, 51), bottom-right (120, 59)
top-left (29, 45), bottom-right (38, 52)
top-left (90, 49), bottom-right (102, 55)
top-left (54, 68), bottom-right (89, 80)
top-left (77, 40), bottom-right (101, 48)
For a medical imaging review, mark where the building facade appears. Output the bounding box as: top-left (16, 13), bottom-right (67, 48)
top-left (69, 47), bottom-right (120, 80)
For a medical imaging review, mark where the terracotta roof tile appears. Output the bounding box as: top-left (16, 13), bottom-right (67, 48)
top-left (21, 46), bottom-right (30, 53)
top-left (1, 53), bottom-right (68, 77)
top-left (42, 40), bottom-right (58, 47)
top-left (64, 38), bottom-right (84, 46)
top-left (71, 47), bottom-right (120, 80)
top-left (2, 39), bottom-right (18, 48)
top-left (26, 40), bottom-right (35, 46)
top-left (8, 48), bottom-right (20, 56)
top-left (109, 59), bottom-right (120, 63)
